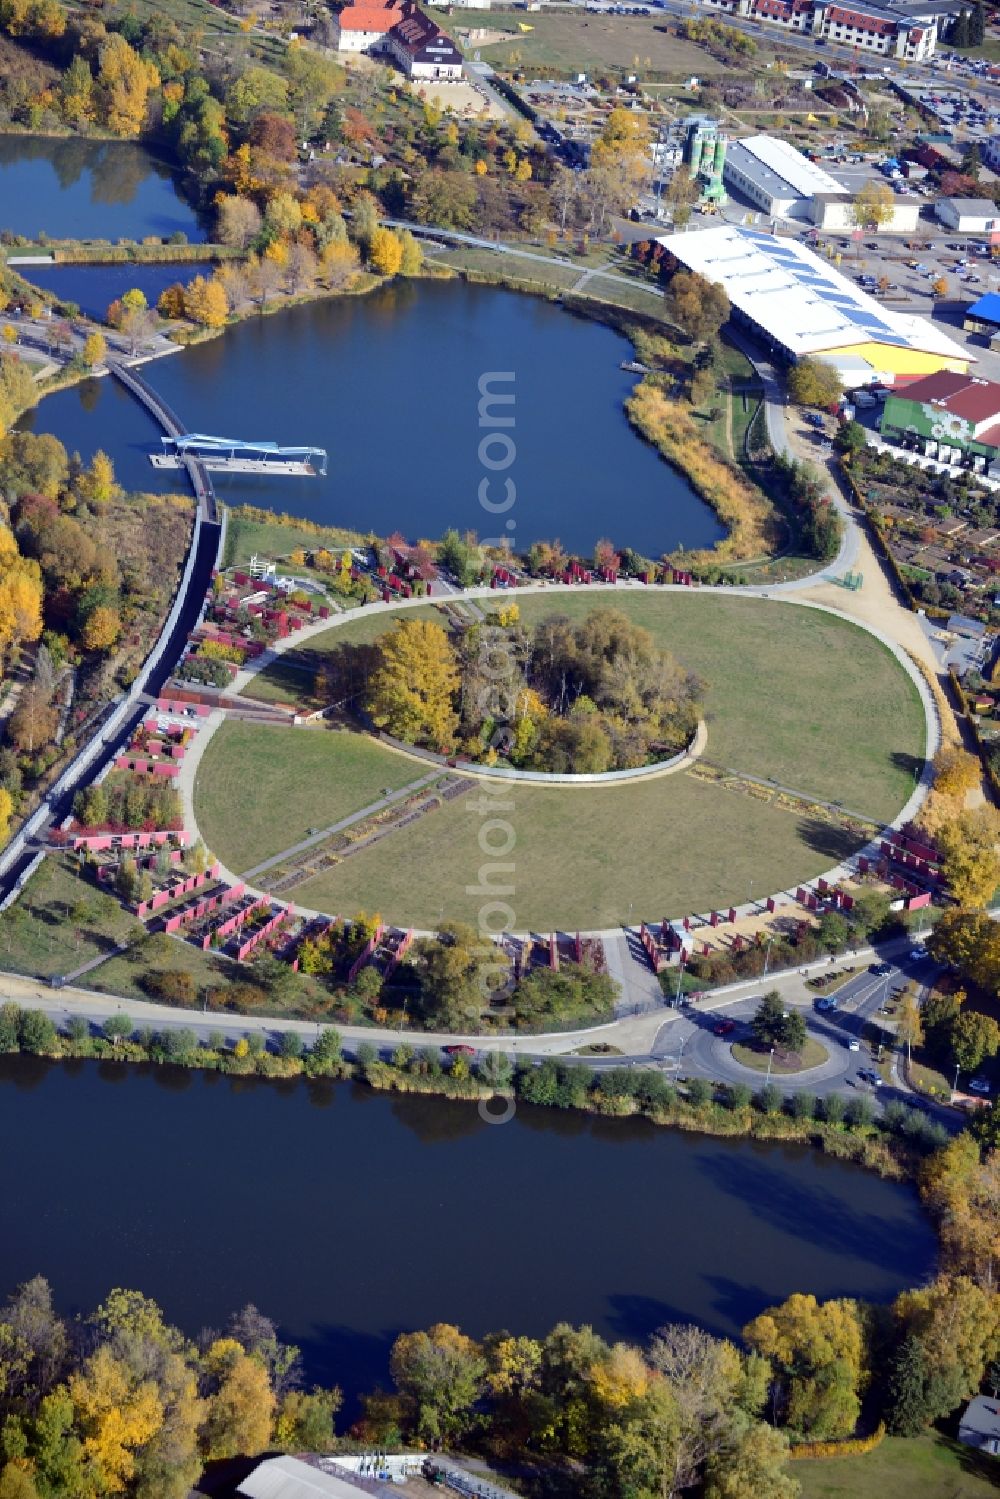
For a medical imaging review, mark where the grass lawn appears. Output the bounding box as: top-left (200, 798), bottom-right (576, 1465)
top-left (430, 7), bottom-right (743, 74)
top-left (193, 721), bottom-right (428, 872)
top-left (88, 937), bottom-right (242, 1008)
top-left (244, 595), bottom-right (926, 819)
top-left (794, 1431), bottom-right (1000, 1499)
top-left (286, 769), bottom-right (874, 931)
top-left (731, 1038), bottom-right (829, 1073)
top-left (223, 509), bottom-right (367, 572)
top-left (0, 855), bottom-right (143, 981)
top-left (202, 593), bottom-right (929, 928)
top-left (513, 594), bottom-right (925, 820)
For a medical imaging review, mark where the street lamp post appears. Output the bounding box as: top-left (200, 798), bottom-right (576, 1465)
top-left (762, 932), bottom-right (776, 979)
top-left (766, 1045), bottom-right (776, 1084)
top-left (954, 1062), bottom-right (961, 1096)
top-left (674, 950), bottom-right (687, 1007)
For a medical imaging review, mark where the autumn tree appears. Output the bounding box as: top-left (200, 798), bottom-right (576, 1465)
top-left (367, 618), bottom-right (460, 749)
top-left (892, 1275), bottom-right (1000, 1423)
top-left (217, 195), bottom-right (263, 250)
top-left (743, 1294), bottom-right (866, 1440)
top-left (68, 1345), bottom-right (163, 1493)
top-left (850, 179), bottom-right (895, 230)
top-left (199, 1339), bottom-right (275, 1460)
top-left (97, 34), bottom-right (159, 137)
top-left (82, 606), bottom-right (121, 653)
top-left (929, 907), bottom-right (1000, 991)
top-left (81, 332), bottom-right (106, 369)
top-left (788, 357), bottom-right (843, 409)
top-left (7, 690), bottom-right (57, 755)
top-left (369, 227), bottom-right (404, 277)
top-left (183, 275), bottom-right (228, 328)
top-left (933, 744), bottom-right (980, 799)
top-left (390, 1322), bottom-right (486, 1445)
top-left (666, 269), bottom-right (731, 341)
top-left (938, 807), bottom-right (1000, 907)
top-left (703, 1415), bottom-right (797, 1499)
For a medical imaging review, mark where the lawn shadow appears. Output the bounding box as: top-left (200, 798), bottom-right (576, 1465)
top-left (797, 816), bottom-right (866, 861)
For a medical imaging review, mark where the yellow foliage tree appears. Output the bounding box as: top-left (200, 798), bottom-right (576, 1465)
top-left (367, 619), bottom-right (459, 749)
top-left (183, 275), bottom-right (229, 328)
top-left (82, 606), bottom-right (121, 653)
top-left (200, 1340), bottom-right (275, 1460)
top-left (938, 808), bottom-right (1000, 908)
top-left (97, 34), bottom-right (159, 137)
top-left (589, 1344), bottom-right (651, 1409)
top-left (157, 283), bottom-right (187, 320)
top-left (369, 227), bottom-right (404, 277)
top-left (0, 786), bottom-right (13, 843)
top-left (932, 744), bottom-right (980, 800)
top-left (81, 332), bottom-right (106, 368)
top-left (68, 1346), bottom-right (163, 1494)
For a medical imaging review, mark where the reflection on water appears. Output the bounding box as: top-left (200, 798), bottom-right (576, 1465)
top-left (0, 136), bottom-right (206, 241)
top-left (0, 1056), bottom-right (936, 1404)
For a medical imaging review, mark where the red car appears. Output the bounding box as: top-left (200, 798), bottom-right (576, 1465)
top-left (713, 1019), bottom-right (736, 1036)
top-left (443, 1044), bottom-right (476, 1056)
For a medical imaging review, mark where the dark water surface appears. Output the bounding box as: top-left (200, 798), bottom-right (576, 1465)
top-left (21, 261), bottom-right (216, 321)
top-left (0, 135), bottom-right (206, 242)
top-left (0, 1057), bottom-right (935, 1403)
top-left (20, 280), bottom-right (726, 555)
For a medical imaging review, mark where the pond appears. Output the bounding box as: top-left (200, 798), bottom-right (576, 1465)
top-left (0, 1057), bottom-right (936, 1407)
top-left (0, 135), bottom-right (206, 242)
top-left (19, 261), bottom-right (217, 322)
top-left (21, 279), bottom-right (727, 556)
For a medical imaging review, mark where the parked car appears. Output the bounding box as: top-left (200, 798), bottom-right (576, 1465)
top-left (443, 1044), bottom-right (476, 1056)
top-left (909, 946), bottom-right (928, 961)
top-left (714, 1019), bottom-right (736, 1036)
top-left (870, 962), bottom-right (892, 976)
top-left (969, 1077), bottom-right (992, 1095)
top-left (805, 411), bottom-right (826, 428)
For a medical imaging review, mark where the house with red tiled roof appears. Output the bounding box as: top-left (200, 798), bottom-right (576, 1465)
top-left (881, 372), bottom-right (1000, 476)
top-left (334, 0), bottom-right (462, 72)
top-left (333, 0), bottom-right (404, 52)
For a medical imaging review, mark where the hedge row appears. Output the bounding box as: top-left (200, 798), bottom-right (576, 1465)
top-left (789, 1423), bottom-right (886, 1460)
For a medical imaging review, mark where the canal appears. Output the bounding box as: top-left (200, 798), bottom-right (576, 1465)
top-left (0, 1057), bottom-right (936, 1406)
top-left (21, 279), bottom-right (727, 557)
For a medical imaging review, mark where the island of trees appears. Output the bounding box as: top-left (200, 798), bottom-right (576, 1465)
top-left (325, 606), bottom-right (702, 775)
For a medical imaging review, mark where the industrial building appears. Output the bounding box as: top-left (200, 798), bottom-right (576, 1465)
top-left (723, 134), bottom-right (844, 219)
top-left (657, 223), bottom-right (972, 384)
top-left (720, 134), bottom-right (917, 230)
top-left (697, 0), bottom-right (941, 59)
top-left (880, 370), bottom-right (1000, 474)
top-left (935, 198), bottom-right (1000, 233)
top-left (684, 118), bottom-right (728, 207)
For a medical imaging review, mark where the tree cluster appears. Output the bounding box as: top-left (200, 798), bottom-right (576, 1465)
top-left (0, 1280), bottom-right (340, 1499)
top-left (365, 608), bottom-right (702, 773)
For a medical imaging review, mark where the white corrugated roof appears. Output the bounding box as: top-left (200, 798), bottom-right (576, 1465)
top-left (729, 135), bottom-right (846, 200)
top-left (238, 1456), bottom-right (369, 1499)
top-left (656, 223), bottom-right (971, 363)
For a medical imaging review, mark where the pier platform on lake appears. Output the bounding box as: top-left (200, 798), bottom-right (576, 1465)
top-left (152, 433), bottom-right (327, 478)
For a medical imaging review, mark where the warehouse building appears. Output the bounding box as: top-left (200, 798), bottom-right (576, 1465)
top-left (880, 370), bottom-right (1000, 474)
top-left (722, 134), bottom-right (918, 229)
top-left (964, 291), bottom-right (1000, 339)
top-left (723, 135), bottom-right (846, 219)
top-left (657, 223), bottom-right (972, 384)
top-left (935, 198), bottom-right (1000, 233)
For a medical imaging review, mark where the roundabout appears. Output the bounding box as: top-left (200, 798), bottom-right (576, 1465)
top-left (190, 587), bottom-right (933, 935)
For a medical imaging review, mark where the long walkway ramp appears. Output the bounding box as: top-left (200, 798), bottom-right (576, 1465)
top-left (108, 360), bottom-right (218, 523)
